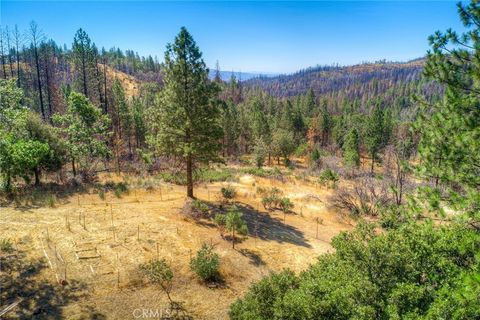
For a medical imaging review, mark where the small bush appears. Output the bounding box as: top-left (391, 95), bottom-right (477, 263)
top-left (45, 194), bottom-right (56, 208)
top-left (221, 185), bottom-right (236, 201)
top-left (295, 142), bottom-right (308, 157)
top-left (190, 243), bottom-right (220, 282)
top-left (158, 171), bottom-right (187, 185)
top-left (0, 238), bottom-right (14, 253)
top-left (98, 189), bottom-right (105, 200)
top-left (182, 199), bottom-right (209, 219)
top-left (380, 206), bottom-right (410, 230)
top-left (261, 187), bottom-right (283, 210)
top-left (139, 258), bottom-right (174, 302)
top-left (240, 167), bottom-right (276, 178)
top-left (215, 206), bottom-right (248, 248)
top-left (113, 182), bottom-right (129, 198)
top-left (279, 197), bottom-right (294, 213)
top-left (318, 168), bottom-right (339, 189)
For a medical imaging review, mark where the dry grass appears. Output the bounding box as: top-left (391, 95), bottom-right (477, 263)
top-left (0, 168), bottom-right (354, 319)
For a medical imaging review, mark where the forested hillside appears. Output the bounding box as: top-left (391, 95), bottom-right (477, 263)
top-left (243, 59), bottom-right (441, 112)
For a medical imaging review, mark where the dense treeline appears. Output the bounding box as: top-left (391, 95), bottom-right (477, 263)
top-left (0, 22), bottom-right (162, 119)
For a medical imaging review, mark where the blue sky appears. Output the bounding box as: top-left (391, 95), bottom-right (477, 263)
top-left (1, 1), bottom-right (465, 73)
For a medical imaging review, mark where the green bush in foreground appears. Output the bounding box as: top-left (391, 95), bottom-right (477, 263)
top-left (229, 221), bottom-right (480, 319)
top-left (190, 243), bottom-right (220, 282)
top-left (318, 168), bottom-right (339, 189)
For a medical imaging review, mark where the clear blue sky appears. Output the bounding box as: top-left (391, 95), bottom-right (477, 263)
top-left (1, 1), bottom-right (465, 73)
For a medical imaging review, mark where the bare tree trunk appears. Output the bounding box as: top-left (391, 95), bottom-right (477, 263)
top-left (43, 48), bottom-right (53, 122)
top-left (72, 158), bottom-right (76, 177)
top-left (103, 57), bottom-right (108, 114)
top-left (5, 27), bottom-right (14, 78)
top-left (14, 25), bottom-right (21, 87)
top-left (0, 29), bottom-right (7, 79)
top-left (34, 45), bottom-right (46, 120)
top-left (34, 168), bottom-right (40, 186)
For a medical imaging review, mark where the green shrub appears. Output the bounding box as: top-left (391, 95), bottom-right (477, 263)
top-left (221, 185), bottom-right (237, 201)
top-left (279, 197), bottom-right (294, 213)
top-left (113, 182), bottom-right (129, 198)
top-left (229, 221), bottom-right (480, 319)
top-left (158, 171), bottom-right (187, 185)
top-left (240, 167), bottom-right (276, 178)
top-left (0, 238), bottom-right (14, 253)
top-left (261, 187), bottom-right (283, 210)
top-left (45, 194), bottom-right (56, 208)
top-left (379, 206), bottom-right (410, 230)
top-left (190, 243), bottom-right (220, 282)
top-left (98, 189), bottom-right (105, 200)
top-left (295, 142), bottom-right (308, 157)
top-left (182, 199), bottom-right (209, 219)
top-left (192, 200), bottom-right (209, 214)
top-left (215, 206), bottom-right (248, 248)
top-left (318, 168), bottom-right (339, 188)
top-left (139, 258), bottom-right (174, 302)
top-left (196, 168), bottom-right (234, 183)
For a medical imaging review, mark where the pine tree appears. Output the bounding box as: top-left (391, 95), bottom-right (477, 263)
top-left (147, 27), bottom-right (222, 198)
top-left (364, 105), bottom-right (384, 173)
top-left (71, 29), bottom-right (98, 103)
top-left (28, 21), bottom-right (46, 120)
top-left (343, 128), bottom-right (360, 169)
top-left (418, 1), bottom-right (480, 219)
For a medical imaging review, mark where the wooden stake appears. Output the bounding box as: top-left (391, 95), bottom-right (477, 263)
top-left (117, 270), bottom-right (120, 288)
top-left (156, 242), bottom-right (159, 260)
top-left (46, 227), bottom-right (49, 241)
top-left (110, 204), bottom-right (114, 226)
top-left (316, 218), bottom-right (319, 239)
top-left (137, 225), bottom-right (140, 241)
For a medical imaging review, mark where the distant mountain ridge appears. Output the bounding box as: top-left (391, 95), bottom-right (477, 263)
top-left (209, 70), bottom-right (278, 82)
top-left (242, 59), bottom-right (426, 97)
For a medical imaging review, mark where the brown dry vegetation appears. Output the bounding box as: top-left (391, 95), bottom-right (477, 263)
top-left (0, 164), bottom-right (354, 319)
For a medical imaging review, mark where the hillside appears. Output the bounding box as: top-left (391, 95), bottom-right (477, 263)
top-left (243, 59), bottom-right (426, 97)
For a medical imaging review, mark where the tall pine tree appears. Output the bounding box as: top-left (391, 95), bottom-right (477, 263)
top-left (147, 27), bottom-right (222, 198)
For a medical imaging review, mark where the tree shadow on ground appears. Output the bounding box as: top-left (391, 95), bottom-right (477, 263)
top-left (0, 179), bottom-right (134, 211)
top-left (0, 182), bottom-right (89, 211)
top-left (235, 203), bottom-right (311, 248)
top-left (182, 200), bottom-right (310, 248)
top-left (0, 250), bottom-right (105, 319)
top-left (238, 248), bottom-right (266, 266)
